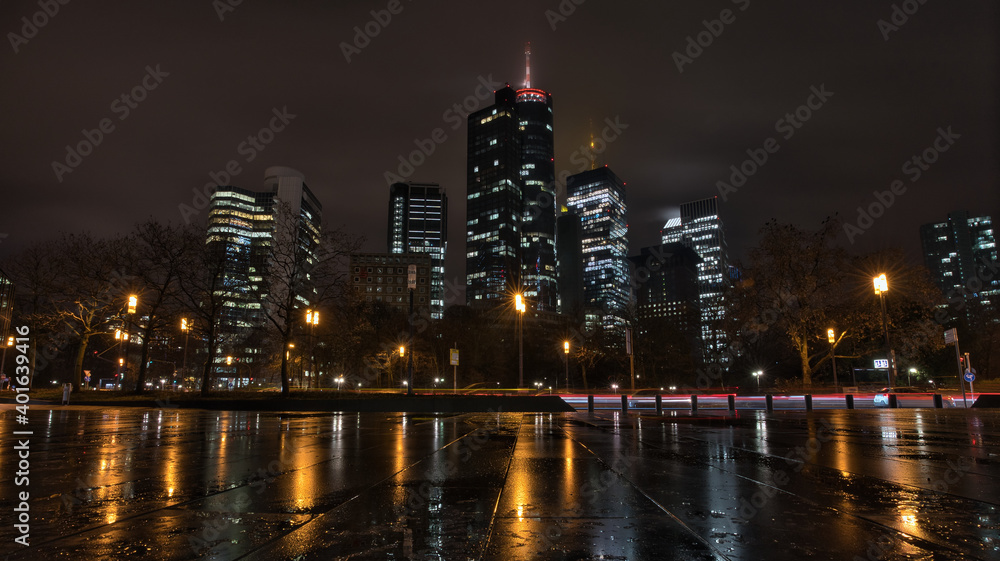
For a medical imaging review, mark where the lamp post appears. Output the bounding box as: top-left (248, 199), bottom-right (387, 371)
top-left (563, 340), bottom-right (570, 392)
top-left (399, 345), bottom-right (405, 389)
top-left (115, 328), bottom-right (128, 386)
top-left (873, 274), bottom-right (897, 386)
top-left (407, 264), bottom-right (416, 395)
top-left (1, 335), bottom-right (14, 388)
top-left (305, 309), bottom-right (319, 389)
top-left (515, 293), bottom-right (525, 389)
top-left (753, 370), bottom-right (763, 392)
top-left (124, 294), bottom-right (137, 390)
top-left (907, 367), bottom-right (916, 386)
top-left (180, 318), bottom-right (190, 379)
top-left (827, 328), bottom-right (839, 389)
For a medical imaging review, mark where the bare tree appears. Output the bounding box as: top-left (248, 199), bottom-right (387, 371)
top-left (255, 202), bottom-right (359, 396)
top-left (41, 233), bottom-right (134, 390)
top-left (128, 220), bottom-right (192, 393)
top-left (176, 226), bottom-right (243, 396)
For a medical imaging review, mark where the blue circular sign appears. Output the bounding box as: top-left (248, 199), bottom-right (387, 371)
top-left (964, 371), bottom-right (975, 383)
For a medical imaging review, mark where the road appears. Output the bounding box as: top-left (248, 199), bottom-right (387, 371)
top-left (1, 405), bottom-right (998, 559)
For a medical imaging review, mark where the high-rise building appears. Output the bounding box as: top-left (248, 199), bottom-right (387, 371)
top-left (556, 211), bottom-right (584, 322)
top-left (566, 166), bottom-right (629, 329)
top-left (629, 243), bottom-right (702, 353)
top-left (388, 182), bottom-right (448, 319)
top-left (920, 211), bottom-right (999, 319)
top-left (207, 167), bottom-right (322, 366)
top-left (466, 85), bottom-right (522, 306)
top-left (465, 47), bottom-right (559, 311)
top-left (661, 196), bottom-right (729, 359)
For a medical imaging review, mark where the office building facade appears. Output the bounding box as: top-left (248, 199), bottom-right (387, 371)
top-left (349, 253), bottom-right (432, 315)
top-left (466, 85), bottom-right (523, 307)
top-left (516, 87), bottom-right (558, 312)
top-left (629, 243), bottom-right (702, 353)
top-left (388, 182), bottom-right (447, 319)
top-left (920, 211), bottom-right (999, 320)
top-left (207, 167), bottom-right (322, 365)
top-left (566, 166), bottom-right (630, 329)
top-left (661, 197), bottom-right (729, 359)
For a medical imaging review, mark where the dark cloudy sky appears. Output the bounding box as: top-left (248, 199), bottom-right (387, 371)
top-left (1, 0), bottom-right (997, 293)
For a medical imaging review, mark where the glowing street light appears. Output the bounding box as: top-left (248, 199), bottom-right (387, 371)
top-left (305, 309), bottom-right (320, 389)
top-left (180, 318), bottom-right (190, 377)
top-left (127, 295), bottom-right (137, 315)
top-left (753, 370), bottom-right (763, 392)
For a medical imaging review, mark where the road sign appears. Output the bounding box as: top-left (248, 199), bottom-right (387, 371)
top-left (944, 328), bottom-right (957, 344)
top-left (873, 359), bottom-right (889, 369)
top-left (964, 370), bottom-right (976, 383)
top-left (450, 348), bottom-right (459, 366)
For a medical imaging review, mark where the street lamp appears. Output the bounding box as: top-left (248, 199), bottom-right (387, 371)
top-left (873, 273), bottom-right (897, 386)
top-left (611, 383), bottom-right (618, 394)
top-left (563, 340), bottom-right (570, 392)
top-left (1, 335), bottom-right (14, 387)
top-left (753, 370), bottom-right (763, 392)
top-left (515, 293), bottom-right (526, 389)
top-left (908, 367), bottom-right (916, 386)
top-left (305, 309), bottom-right (319, 389)
top-left (399, 345), bottom-right (405, 388)
top-left (122, 294), bottom-right (137, 389)
top-left (827, 328), bottom-right (839, 389)
top-left (180, 318), bottom-right (190, 378)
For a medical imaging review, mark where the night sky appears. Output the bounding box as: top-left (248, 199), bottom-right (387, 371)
top-left (1, 0), bottom-right (997, 297)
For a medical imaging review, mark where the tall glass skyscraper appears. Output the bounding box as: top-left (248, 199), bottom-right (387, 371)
top-left (465, 64), bottom-right (559, 312)
top-left (661, 196), bottom-right (729, 360)
top-left (566, 166), bottom-right (629, 329)
top-left (920, 210), bottom-right (999, 319)
top-left (388, 182), bottom-right (448, 319)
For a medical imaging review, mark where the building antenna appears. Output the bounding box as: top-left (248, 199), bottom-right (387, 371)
top-left (524, 41), bottom-right (531, 88)
top-left (589, 118), bottom-right (597, 170)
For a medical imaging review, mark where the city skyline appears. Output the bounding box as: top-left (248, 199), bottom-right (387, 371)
top-left (1, 1), bottom-right (996, 308)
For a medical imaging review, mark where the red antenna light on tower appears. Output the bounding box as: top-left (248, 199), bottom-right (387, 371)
top-left (524, 41), bottom-right (531, 89)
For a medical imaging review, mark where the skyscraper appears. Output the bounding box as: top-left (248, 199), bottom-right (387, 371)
top-left (465, 47), bottom-right (558, 310)
top-left (556, 211), bottom-right (584, 322)
top-left (565, 166), bottom-right (629, 329)
top-left (388, 182), bottom-right (448, 319)
top-left (466, 85), bottom-right (523, 306)
top-left (629, 243), bottom-right (702, 353)
top-left (920, 211), bottom-right (999, 319)
top-left (207, 167), bottom-right (322, 364)
top-left (661, 196), bottom-right (729, 359)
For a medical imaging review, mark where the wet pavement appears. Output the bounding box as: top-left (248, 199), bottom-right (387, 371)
top-left (1, 406), bottom-right (998, 560)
